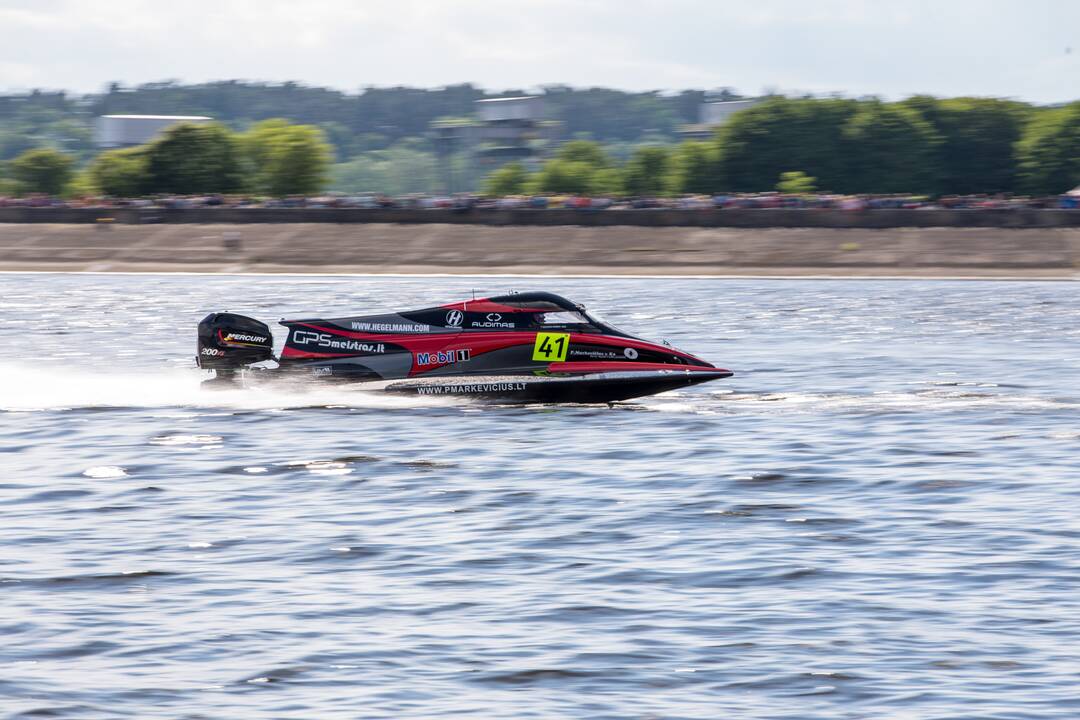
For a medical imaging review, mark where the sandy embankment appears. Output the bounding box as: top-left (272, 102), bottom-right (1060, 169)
top-left (0, 223), bottom-right (1078, 278)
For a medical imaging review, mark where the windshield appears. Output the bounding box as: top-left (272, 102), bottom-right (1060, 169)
top-left (539, 311), bottom-right (590, 326)
top-left (580, 309), bottom-right (634, 338)
top-left (533, 309), bottom-right (636, 338)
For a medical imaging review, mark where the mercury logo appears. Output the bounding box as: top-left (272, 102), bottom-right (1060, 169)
top-left (445, 310), bottom-right (463, 327)
top-left (221, 332), bottom-right (268, 344)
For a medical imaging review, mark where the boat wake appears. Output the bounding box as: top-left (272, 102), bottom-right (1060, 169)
top-left (640, 386), bottom-right (1080, 415)
top-left (0, 363), bottom-right (450, 412)
top-left (4, 362), bottom-right (1073, 416)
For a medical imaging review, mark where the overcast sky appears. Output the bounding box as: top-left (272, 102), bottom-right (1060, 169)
top-left (0, 0), bottom-right (1076, 102)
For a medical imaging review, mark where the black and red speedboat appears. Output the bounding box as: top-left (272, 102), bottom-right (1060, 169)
top-left (196, 291), bottom-right (732, 403)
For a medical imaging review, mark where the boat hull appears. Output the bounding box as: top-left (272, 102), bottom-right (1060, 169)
top-left (382, 368), bottom-right (732, 403)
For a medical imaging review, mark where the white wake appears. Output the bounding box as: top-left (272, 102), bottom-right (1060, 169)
top-left (0, 362), bottom-right (447, 412)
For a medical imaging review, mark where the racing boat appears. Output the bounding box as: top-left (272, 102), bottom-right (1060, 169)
top-left (196, 291), bottom-right (732, 403)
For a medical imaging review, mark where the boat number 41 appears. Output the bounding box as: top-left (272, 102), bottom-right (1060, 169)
top-left (532, 332), bottom-right (570, 362)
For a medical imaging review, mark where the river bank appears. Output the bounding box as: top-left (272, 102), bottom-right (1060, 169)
top-left (1, 223), bottom-right (1078, 277)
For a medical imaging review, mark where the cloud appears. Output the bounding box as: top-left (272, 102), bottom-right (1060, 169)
top-left (0, 0), bottom-right (1076, 102)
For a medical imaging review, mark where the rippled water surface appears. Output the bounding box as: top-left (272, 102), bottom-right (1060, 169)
top-left (2, 273), bottom-right (1080, 719)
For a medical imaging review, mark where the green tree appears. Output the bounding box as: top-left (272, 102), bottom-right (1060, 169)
top-left (555, 139), bottom-right (612, 168)
top-left (666, 140), bottom-right (718, 194)
top-left (88, 148), bottom-right (149, 197)
top-left (529, 139), bottom-right (630, 195)
top-left (530, 159), bottom-right (596, 194)
top-left (241, 118), bottom-right (291, 180)
top-left (317, 120), bottom-right (352, 160)
top-left (522, 139), bottom-right (622, 196)
top-left (776, 171), bottom-right (817, 194)
top-left (482, 162), bottom-right (529, 195)
top-left (841, 101), bottom-right (942, 194)
top-left (622, 146), bottom-right (671, 195)
top-left (242, 119), bottom-right (333, 196)
top-left (10, 147), bottom-right (75, 195)
top-left (265, 126), bottom-right (332, 196)
top-left (0, 127), bottom-right (39, 161)
top-left (588, 167), bottom-right (623, 195)
top-left (65, 168), bottom-right (99, 198)
top-left (716, 97), bottom-right (859, 192)
top-left (1016, 102), bottom-right (1080, 195)
top-left (0, 159), bottom-right (16, 195)
top-left (328, 141), bottom-right (439, 195)
top-left (144, 122), bottom-right (245, 194)
top-left (540, 85), bottom-right (682, 140)
top-left (903, 95), bottom-right (1029, 194)
top-left (47, 118), bottom-right (95, 159)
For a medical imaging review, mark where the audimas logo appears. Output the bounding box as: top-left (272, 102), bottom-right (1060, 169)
top-left (445, 310), bottom-right (463, 327)
top-left (471, 312), bottom-right (515, 329)
top-left (417, 349), bottom-right (471, 365)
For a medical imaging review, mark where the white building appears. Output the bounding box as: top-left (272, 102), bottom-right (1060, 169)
top-left (431, 96), bottom-right (560, 192)
top-left (94, 115), bottom-right (213, 149)
top-left (699, 99), bottom-right (762, 126)
top-left (680, 99), bottom-right (765, 139)
top-left (475, 97), bottom-right (545, 123)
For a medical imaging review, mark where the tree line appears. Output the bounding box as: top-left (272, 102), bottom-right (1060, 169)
top-left (1, 120), bottom-right (332, 197)
top-left (3, 91), bottom-right (1079, 198)
top-left (487, 97), bottom-right (1080, 198)
top-left (0, 81), bottom-right (719, 163)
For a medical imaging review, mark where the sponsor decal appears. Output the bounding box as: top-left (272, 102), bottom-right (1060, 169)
top-left (416, 381), bottom-right (527, 395)
top-left (293, 330), bottom-right (385, 354)
top-left (221, 332), bottom-right (268, 345)
top-left (416, 349), bottom-right (471, 366)
top-left (350, 321), bottom-right (430, 333)
top-left (624, 347), bottom-right (639, 360)
top-left (570, 349), bottom-right (620, 360)
top-left (201, 347), bottom-right (225, 356)
top-left (445, 310), bottom-right (464, 328)
top-left (312, 366), bottom-right (333, 376)
top-left (470, 312), bottom-right (516, 329)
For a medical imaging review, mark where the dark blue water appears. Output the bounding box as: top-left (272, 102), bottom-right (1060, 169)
top-left (2, 274), bottom-right (1079, 719)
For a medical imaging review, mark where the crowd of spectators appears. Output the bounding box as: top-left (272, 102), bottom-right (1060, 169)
top-left (2, 190), bottom-right (1079, 210)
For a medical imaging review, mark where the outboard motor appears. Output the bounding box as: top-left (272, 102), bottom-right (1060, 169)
top-left (197, 312), bottom-right (274, 383)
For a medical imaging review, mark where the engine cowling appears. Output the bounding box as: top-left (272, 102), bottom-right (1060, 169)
top-left (197, 313), bottom-right (274, 375)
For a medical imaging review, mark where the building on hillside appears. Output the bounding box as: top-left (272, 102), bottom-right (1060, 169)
top-left (94, 115), bottom-right (213, 149)
top-left (476, 96), bottom-right (543, 123)
top-left (430, 96), bottom-right (562, 193)
top-left (679, 98), bottom-right (764, 139)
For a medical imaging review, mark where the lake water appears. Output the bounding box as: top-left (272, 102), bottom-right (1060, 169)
top-left (2, 273), bottom-right (1079, 719)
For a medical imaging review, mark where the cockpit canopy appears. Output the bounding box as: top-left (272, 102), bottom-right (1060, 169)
top-left (484, 292), bottom-right (629, 336)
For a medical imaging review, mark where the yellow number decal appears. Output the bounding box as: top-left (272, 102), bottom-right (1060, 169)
top-left (532, 332), bottom-right (570, 362)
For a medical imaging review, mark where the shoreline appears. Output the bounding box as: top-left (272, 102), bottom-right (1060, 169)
top-left (3, 264), bottom-right (1076, 280)
top-left (2, 222), bottom-right (1078, 279)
